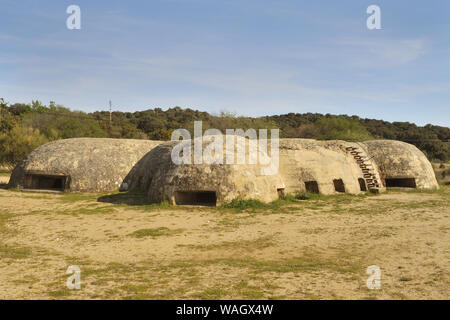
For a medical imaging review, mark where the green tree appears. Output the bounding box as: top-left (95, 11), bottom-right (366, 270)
top-left (0, 126), bottom-right (48, 167)
top-left (315, 117), bottom-right (373, 141)
top-left (23, 110), bottom-right (107, 140)
top-left (0, 98), bottom-right (15, 133)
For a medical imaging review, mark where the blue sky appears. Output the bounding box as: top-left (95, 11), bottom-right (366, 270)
top-left (1, 0), bottom-right (449, 126)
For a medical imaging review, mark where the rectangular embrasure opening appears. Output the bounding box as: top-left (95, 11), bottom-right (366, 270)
top-left (305, 181), bottom-right (319, 194)
top-left (24, 174), bottom-right (68, 191)
top-left (333, 179), bottom-right (346, 193)
top-left (358, 178), bottom-right (367, 191)
top-left (174, 191), bottom-right (217, 206)
top-left (385, 178), bottom-right (416, 188)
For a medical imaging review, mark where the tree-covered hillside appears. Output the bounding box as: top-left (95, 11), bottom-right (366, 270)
top-left (1, 98), bottom-right (449, 166)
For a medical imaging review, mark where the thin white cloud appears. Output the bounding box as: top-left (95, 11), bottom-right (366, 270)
top-left (336, 37), bottom-right (429, 66)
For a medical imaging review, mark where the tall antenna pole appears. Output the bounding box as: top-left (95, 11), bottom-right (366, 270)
top-left (109, 100), bottom-right (112, 126)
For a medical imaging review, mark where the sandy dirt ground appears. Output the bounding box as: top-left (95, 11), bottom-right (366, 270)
top-left (0, 174), bottom-right (449, 300)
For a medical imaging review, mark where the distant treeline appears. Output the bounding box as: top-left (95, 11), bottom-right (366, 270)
top-left (0, 98), bottom-right (449, 167)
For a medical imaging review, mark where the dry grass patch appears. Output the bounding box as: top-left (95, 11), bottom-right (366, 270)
top-left (128, 227), bottom-right (184, 239)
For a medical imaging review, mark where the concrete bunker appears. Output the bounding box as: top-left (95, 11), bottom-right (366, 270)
top-left (126, 137), bottom-right (285, 206)
top-left (8, 138), bottom-right (161, 193)
top-left (9, 137), bottom-right (439, 202)
top-left (276, 139), bottom-right (378, 195)
top-left (363, 140), bottom-right (438, 190)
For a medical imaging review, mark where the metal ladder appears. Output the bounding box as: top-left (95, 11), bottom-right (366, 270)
top-left (345, 146), bottom-right (380, 193)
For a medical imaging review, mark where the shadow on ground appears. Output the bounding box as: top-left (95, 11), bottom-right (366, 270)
top-left (97, 192), bottom-right (150, 206)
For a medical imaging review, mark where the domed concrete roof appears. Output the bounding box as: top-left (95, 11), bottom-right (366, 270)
top-left (126, 137), bottom-right (285, 205)
top-left (277, 139), bottom-right (384, 194)
top-left (363, 140), bottom-right (439, 189)
top-left (8, 138), bottom-right (161, 192)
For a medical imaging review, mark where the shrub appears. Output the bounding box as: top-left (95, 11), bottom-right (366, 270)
top-left (0, 126), bottom-right (48, 166)
top-left (315, 118), bottom-right (373, 141)
top-left (222, 198), bottom-right (267, 210)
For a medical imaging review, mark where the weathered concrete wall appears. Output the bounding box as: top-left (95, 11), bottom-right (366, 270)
top-left (128, 138), bottom-right (285, 205)
top-left (363, 140), bottom-right (439, 189)
top-left (277, 139), bottom-right (383, 194)
top-left (8, 138), bottom-right (161, 192)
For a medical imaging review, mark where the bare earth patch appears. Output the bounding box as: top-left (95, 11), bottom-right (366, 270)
top-left (0, 180), bottom-right (449, 300)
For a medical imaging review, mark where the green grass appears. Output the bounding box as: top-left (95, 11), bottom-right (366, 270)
top-left (0, 244), bottom-right (31, 259)
top-left (218, 192), bottom-right (375, 213)
top-left (179, 235), bottom-right (275, 251)
top-left (50, 205), bottom-right (115, 216)
top-left (128, 227), bottom-right (184, 238)
top-left (219, 193), bottom-right (305, 212)
top-left (48, 289), bottom-right (72, 298)
top-left (160, 249), bottom-right (363, 276)
top-left (239, 288), bottom-right (265, 299)
top-left (119, 284), bottom-right (148, 294)
top-left (299, 191), bottom-right (375, 202)
top-left (30, 187), bottom-right (431, 216)
top-left (233, 280), bottom-right (266, 299)
top-left (0, 211), bottom-right (13, 231)
top-left (194, 288), bottom-right (229, 299)
top-left (384, 184), bottom-right (449, 195)
top-left (221, 256), bottom-right (360, 274)
top-left (221, 198), bottom-right (269, 210)
top-left (399, 276), bottom-right (413, 282)
top-left (81, 262), bottom-right (137, 278)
